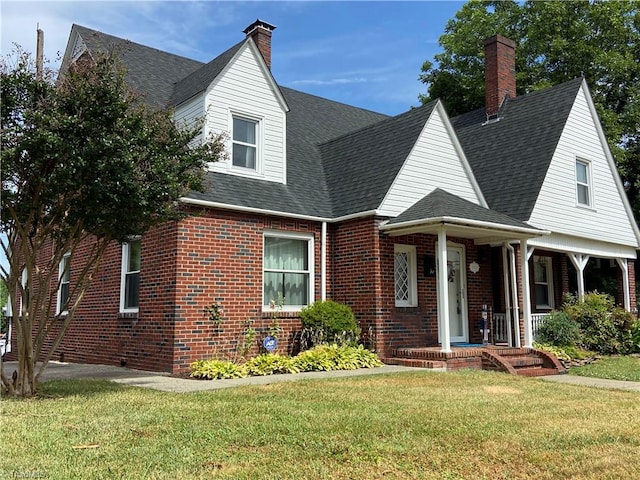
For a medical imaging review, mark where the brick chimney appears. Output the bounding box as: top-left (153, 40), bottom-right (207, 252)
top-left (484, 35), bottom-right (516, 118)
top-left (243, 19), bottom-right (276, 70)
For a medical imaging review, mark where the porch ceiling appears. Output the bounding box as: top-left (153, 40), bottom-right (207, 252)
top-left (379, 216), bottom-right (548, 244)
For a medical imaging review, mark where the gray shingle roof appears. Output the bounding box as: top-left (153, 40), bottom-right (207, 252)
top-left (189, 87), bottom-right (389, 217)
top-left (72, 25), bottom-right (204, 109)
top-left (451, 78), bottom-right (583, 221)
top-left (71, 25), bottom-right (584, 228)
top-left (320, 102), bottom-right (437, 217)
top-left (169, 40), bottom-right (245, 106)
top-left (387, 188), bottom-right (537, 230)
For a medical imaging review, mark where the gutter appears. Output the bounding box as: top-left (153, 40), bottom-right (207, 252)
top-left (378, 215), bottom-right (548, 237)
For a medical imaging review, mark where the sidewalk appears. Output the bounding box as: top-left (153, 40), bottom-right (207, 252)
top-left (2, 361), bottom-right (431, 393)
top-left (4, 361), bottom-right (640, 393)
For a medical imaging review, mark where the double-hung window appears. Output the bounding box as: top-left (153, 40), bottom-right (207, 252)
top-left (232, 116), bottom-right (258, 170)
top-left (263, 232), bottom-right (313, 310)
top-left (58, 254), bottom-right (71, 314)
top-left (533, 256), bottom-right (554, 309)
top-left (576, 159), bottom-right (591, 206)
top-left (394, 245), bottom-right (417, 307)
top-left (120, 240), bottom-right (141, 312)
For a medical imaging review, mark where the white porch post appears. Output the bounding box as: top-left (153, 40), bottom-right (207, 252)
top-left (501, 244), bottom-right (513, 346)
top-left (507, 244), bottom-right (521, 348)
top-left (569, 253), bottom-right (590, 300)
top-left (521, 239), bottom-right (533, 348)
top-left (616, 258), bottom-right (631, 311)
top-left (437, 228), bottom-right (451, 353)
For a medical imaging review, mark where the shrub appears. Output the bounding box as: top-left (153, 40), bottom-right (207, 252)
top-left (299, 300), bottom-right (360, 348)
top-left (535, 311), bottom-right (581, 346)
top-left (293, 345), bottom-right (382, 372)
top-left (190, 359), bottom-right (246, 380)
top-left (563, 292), bottom-right (636, 354)
top-left (631, 320), bottom-right (640, 353)
top-left (243, 353), bottom-right (299, 376)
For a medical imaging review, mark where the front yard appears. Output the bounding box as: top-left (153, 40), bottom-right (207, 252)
top-left (1, 370), bottom-right (639, 479)
top-left (570, 355), bottom-right (640, 382)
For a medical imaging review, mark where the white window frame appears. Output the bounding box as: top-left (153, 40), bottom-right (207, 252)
top-left (57, 253), bottom-right (71, 315)
top-left (576, 158), bottom-right (593, 207)
top-left (533, 256), bottom-right (555, 310)
top-left (394, 245), bottom-right (418, 307)
top-left (120, 240), bottom-right (141, 313)
top-left (231, 113), bottom-right (261, 173)
top-left (262, 231), bottom-right (314, 312)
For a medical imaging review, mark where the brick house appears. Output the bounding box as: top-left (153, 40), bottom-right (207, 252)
top-left (5, 22), bottom-right (639, 374)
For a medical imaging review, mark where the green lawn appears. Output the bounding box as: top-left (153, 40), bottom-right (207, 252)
top-left (1, 370), bottom-right (639, 480)
top-left (570, 355), bottom-right (640, 382)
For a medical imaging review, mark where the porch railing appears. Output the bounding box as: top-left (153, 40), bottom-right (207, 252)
top-left (491, 312), bottom-right (549, 345)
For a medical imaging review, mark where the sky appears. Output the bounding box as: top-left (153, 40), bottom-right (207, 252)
top-left (0, 0), bottom-right (466, 116)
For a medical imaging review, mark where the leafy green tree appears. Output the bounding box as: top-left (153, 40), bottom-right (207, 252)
top-left (420, 0), bottom-right (640, 218)
top-left (0, 49), bottom-right (225, 396)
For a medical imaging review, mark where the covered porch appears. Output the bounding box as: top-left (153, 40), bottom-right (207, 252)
top-left (379, 189), bottom-right (548, 354)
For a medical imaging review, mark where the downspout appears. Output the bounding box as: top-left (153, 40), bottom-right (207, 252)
top-left (321, 222), bottom-right (327, 301)
top-left (506, 243), bottom-right (521, 348)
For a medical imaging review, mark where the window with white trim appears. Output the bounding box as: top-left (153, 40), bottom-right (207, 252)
top-left (576, 159), bottom-right (591, 206)
top-left (394, 245), bottom-right (417, 307)
top-left (232, 116), bottom-right (258, 170)
top-left (533, 256), bottom-right (554, 309)
top-left (120, 240), bottom-right (141, 312)
top-left (263, 232), bottom-right (313, 310)
top-left (57, 254), bottom-right (71, 314)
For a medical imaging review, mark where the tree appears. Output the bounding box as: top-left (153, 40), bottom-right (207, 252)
top-left (0, 49), bottom-right (226, 396)
top-left (419, 0), bottom-right (640, 218)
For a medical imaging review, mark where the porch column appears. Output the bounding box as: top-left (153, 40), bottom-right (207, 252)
top-left (437, 228), bottom-right (451, 353)
top-left (521, 239), bottom-right (533, 348)
top-left (569, 253), bottom-right (589, 300)
top-left (507, 244), bottom-right (521, 348)
top-left (616, 258), bottom-right (631, 311)
top-left (501, 245), bottom-right (513, 346)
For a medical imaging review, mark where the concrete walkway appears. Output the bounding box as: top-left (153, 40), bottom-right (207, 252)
top-left (4, 361), bottom-right (639, 393)
top-left (2, 361), bottom-right (431, 393)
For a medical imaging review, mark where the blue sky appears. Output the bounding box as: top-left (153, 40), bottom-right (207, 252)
top-left (1, 0), bottom-right (465, 115)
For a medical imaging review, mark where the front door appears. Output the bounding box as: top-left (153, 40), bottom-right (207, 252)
top-left (446, 245), bottom-right (467, 343)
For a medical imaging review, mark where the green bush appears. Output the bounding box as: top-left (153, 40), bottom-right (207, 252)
top-left (293, 345), bottom-right (382, 372)
top-left (190, 359), bottom-right (246, 380)
top-left (533, 342), bottom-right (593, 361)
top-left (190, 345), bottom-right (382, 380)
top-left (535, 311), bottom-right (581, 346)
top-left (243, 353), bottom-right (299, 376)
top-left (299, 300), bottom-right (360, 347)
top-left (631, 320), bottom-right (640, 353)
top-left (563, 292), bottom-right (636, 354)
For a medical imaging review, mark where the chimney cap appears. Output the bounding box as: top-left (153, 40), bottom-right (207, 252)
top-left (243, 19), bottom-right (277, 35)
top-left (483, 34), bottom-right (516, 48)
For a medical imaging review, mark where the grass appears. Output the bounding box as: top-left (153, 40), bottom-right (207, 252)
top-left (1, 370), bottom-right (639, 479)
top-left (570, 355), bottom-right (640, 382)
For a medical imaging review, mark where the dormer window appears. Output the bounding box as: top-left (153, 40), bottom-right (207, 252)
top-left (232, 116), bottom-right (258, 170)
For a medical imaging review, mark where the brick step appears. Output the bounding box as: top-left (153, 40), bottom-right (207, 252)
top-left (383, 358), bottom-right (446, 369)
top-left (516, 367), bottom-right (563, 377)
top-left (503, 355), bottom-right (544, 368)
top-left (487, 347), bottom-right (532, 357)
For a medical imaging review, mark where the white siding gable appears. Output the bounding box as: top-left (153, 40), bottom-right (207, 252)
top-left (204, 42), bottom-right (287, 184)
top-left (378, 102), bottom-right (485, 217)
top-left (528, 81), bottom-right (640, 248)
top-left (174, 94), bottom-right (205, 146)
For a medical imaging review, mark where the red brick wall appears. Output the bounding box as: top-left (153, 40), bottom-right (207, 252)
top-left (170, 208), bottom-right (324, 371)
